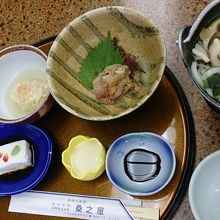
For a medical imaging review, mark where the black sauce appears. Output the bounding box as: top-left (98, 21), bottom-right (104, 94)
top-left (124, 148), bottom-right (161, 182)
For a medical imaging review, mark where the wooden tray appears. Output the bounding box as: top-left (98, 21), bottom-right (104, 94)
top-left (0, 37), bottom-right (195, 220)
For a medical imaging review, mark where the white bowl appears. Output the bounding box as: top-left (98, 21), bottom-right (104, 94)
top-left (189, 150), bottom-right (220, 220)
top-left (0, 45), bottom-right (54, 124)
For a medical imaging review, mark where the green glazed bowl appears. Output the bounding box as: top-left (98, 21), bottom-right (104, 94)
top-left (47, 6), bottom-right (166, 120)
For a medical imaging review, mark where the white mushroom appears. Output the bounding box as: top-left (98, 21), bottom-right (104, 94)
top-left (199, 28), bottom-right (215, 49)
top-left (209, 17), bottom-right (220, 31)
top-left (192, 42), bottom-right (210, 63)
top-left (200, 18), bottom-right (220, 49)
top-left (209, 38), bottom-right (220, 67)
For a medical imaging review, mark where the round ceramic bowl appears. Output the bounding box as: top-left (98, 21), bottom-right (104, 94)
top-left (105, 132), bottom-right (176, 196)
top-left (0, 124), bottom-right (52, 196)
top-left (47, 6), bottom-right (166, 121)
top-left (0, 45), bottom-right (54, 124)
top-left (189, 150), bottom-right (220, 220)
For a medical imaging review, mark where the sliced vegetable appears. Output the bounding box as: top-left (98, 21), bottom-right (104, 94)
top-left (188, 16), bottom-right (220, 103)
top-left (205, 88), bottom-right (214, 98)
top-left (209, 38), bottom-right (220, 66)
top-left (191, 61), bottom-right (203, 86)
top-left (190, 62), bottom-right (220, 101)
top-left (192, 42), bottom-right (210, 63)
top-left (199, 27), bottom-right (215, 49)
top-left (206, 73), bottom-right (220, 89)
top-left (213, 87), bottom-right (220, 97)
top-left (199, 17), bottom-right (220, 50)
top-left (204, 73), bottom-right (220, 97)
top-left (201, 67), bottom-right (220, 80)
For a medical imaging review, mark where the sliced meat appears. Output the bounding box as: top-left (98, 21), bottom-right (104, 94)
top-left (93, 64), bottom-right (133, 104)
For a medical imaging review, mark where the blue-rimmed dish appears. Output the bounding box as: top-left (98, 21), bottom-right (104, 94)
top-left (0, 124), bottom-right (52, 196)
top-left (106, 132), bottom-right (176, 196)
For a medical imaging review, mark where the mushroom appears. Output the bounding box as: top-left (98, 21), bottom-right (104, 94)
top-left (209, 38), bottom-right (220, 66)
top-left (199, 18), bottom-right (220, 49)
top-left (192, 42), bottom-right (210, 63)
top-left (208, 31), bottom-right (220, 49)
top-left (209, 17), bottom-right (220, 31)
top-left (199, 27), bottom-right (216, 50)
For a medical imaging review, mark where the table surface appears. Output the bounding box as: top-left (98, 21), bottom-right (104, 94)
top-left (0, 0), bottom-right (219, 220)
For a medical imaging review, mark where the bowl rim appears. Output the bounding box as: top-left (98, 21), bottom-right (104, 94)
top-left (0, 44), bottom-right (51, 124)
top-left (189, 150), bottom-right (220, 220)
top-left (105, 132), bottom-right (176, 196)
top-left (0, 124), bottom-right (53, 196)
top-left (46, 6), bottom-right (166, 121)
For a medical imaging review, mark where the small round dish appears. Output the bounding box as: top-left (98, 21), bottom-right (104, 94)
top-left (0, 45), bottom-right (54, 124)
top-left (106, 132), bottom-right (176, 196)
top-left (0, 124), bottom-right (52, 196)
top-left (189, 150), bottom-right (220, 220)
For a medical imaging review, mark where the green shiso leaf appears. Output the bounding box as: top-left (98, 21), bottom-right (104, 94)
top-left (78, 32), bottom-right (124, 89)
top-left (11, 145), bottom-right (21, 156)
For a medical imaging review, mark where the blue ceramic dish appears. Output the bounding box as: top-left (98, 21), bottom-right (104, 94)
top-left (0, 124), bottom-right (52, 196)
top-left (106, 132), bottom-right (176, 196)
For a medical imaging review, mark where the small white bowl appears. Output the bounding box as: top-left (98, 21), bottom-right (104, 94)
top-left (189, 150), bottom-right (220, 220)
top-left (0, 45), bottom-right (54, 124)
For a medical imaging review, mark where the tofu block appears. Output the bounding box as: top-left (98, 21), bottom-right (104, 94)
top-left (0, 140), bottom-right (34, 175)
